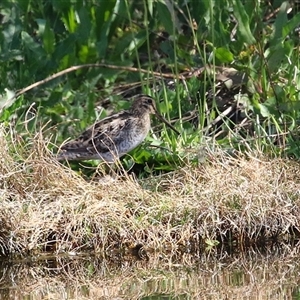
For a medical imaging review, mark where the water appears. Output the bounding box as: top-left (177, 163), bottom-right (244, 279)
top-left (0, 244), bottom-right (300, 299)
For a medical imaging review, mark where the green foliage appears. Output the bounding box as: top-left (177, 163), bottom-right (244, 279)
top-left (0, 0), bottom-right (300, 177)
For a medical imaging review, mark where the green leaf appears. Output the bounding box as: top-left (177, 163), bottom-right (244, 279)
top-left (266, 44), bottom-right (285, 73)
top-left (147, 0), bottom-right (154, 16)
top-left (63, 7), bottom-right (77, 33)
top-left (157, 1), bottom-right (174, 35)
top-left (215, 47), bottom-right (234, 63)
top-left (270, 1), bottom-right (289, 47)
top-left (283, 12), bottom-right (300, 39)
top-left (18, 0), bottom-right (31, 12)
top-left (257, 103), bottom-right (271, 118)
top-left (230, 0), bottom-right (256, 44)
top-left (154, 164), bottom-right (176, 171)
top-left (21, 31), bottom-right (46, 57)
top-left (43, 21), bottom-right (55, 54)
top-left (94, 0), bottom-right (117, 41)
top-left (133, 149), bottom-right (152, 164)
top-left (77, 6), bottom-right (92, 43)
top-left (43, 91), bottom-right (63, 107)
top-left (36, 19), bottom-right (55, 54)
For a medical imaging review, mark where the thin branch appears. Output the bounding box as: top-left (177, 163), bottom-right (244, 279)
top-left (11, 63), bottom-right (190, 102)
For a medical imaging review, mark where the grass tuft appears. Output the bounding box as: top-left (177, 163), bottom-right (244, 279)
top-left (0, 126), bottom-right (300, 257)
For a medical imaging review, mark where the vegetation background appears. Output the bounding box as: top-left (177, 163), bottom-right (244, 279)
top-left (1, 0), bottom-right (300, 175)
top-left (1, 0), bottom-right (300, 265)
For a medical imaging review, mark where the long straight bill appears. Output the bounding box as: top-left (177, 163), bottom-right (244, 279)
top-left (156, 113), bottom-right (180, 134)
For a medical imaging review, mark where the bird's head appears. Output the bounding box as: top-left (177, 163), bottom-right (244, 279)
top-left (130, 94), bottom-right (179, 134)
top-left (131, 95), bottom-right (157, 115)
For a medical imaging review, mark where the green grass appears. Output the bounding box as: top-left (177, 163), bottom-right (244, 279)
top-left (1, 0), bottom-right (300, 177)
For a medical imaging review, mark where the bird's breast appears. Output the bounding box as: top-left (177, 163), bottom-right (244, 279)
top-left (117, 115), bottom-right (151, 154)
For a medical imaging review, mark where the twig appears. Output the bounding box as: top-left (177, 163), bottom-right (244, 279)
top-left (8, 63), bottom-right (190, 104)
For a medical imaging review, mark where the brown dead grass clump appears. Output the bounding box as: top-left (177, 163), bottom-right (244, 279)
top-left (0, 127), bottom-right (300, 256)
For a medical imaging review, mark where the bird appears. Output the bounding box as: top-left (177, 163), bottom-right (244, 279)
top-left (56, 95), bottom-right (179, 162)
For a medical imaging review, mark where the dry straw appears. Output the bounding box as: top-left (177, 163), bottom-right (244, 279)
top-left (0, 125), bottom-right (300, 257)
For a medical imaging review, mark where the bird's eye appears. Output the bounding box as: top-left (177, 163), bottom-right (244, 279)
top-left (147, 97), bottom-right (153, 104)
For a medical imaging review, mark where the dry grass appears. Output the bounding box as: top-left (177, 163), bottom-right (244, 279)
top-left (0, 127), bottom-right (300, 257)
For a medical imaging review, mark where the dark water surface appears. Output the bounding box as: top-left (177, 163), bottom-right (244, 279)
top-left (0, 244), bottom-right (300, 300)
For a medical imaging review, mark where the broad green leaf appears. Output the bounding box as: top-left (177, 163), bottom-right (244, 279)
top-left (283, 12), bottom-right (300, 39)
top-left (270, 1), bottom-right (289, 46)
top-left (133, 149), bottom-right (152, 164)
top-left (215, 47), bottom-right (234, 63)
top-left (230, 0), bottom-right (256, 44)
top-left (258, 103), bottom-right (271, 118)
top-left (94, 0), bottom-right (117, 40)
top-left (157, 1), bottom-right (174, 35)
top-left (17, 0), bottom-right (31, 12)
top-left (77, 6), bottom-right (92, 43)
top-left (147, 0), bottom-right (154, 16)
top-left (61, 6), bottom-right (78, 33)
top-left (43, 91), bottom-right (63, 107)
top-left (78, 45), bottom-right (89, 62)
top-left (43, 21), bottom-right (55, 54)
top-left (266, 44), bottom-right (285, 73)
top-left (21, 31), bottom-right (46, 57)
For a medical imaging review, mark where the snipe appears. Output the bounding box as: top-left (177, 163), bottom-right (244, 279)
top-left (56, 95), bottom-right (179, 162)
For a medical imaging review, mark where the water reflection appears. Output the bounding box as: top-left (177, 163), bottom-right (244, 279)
top-left (0, 244), bottom-right (300, 299)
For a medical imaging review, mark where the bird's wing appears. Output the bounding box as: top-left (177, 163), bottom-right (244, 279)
top-left (61, 111), bottom-right (132, 155)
